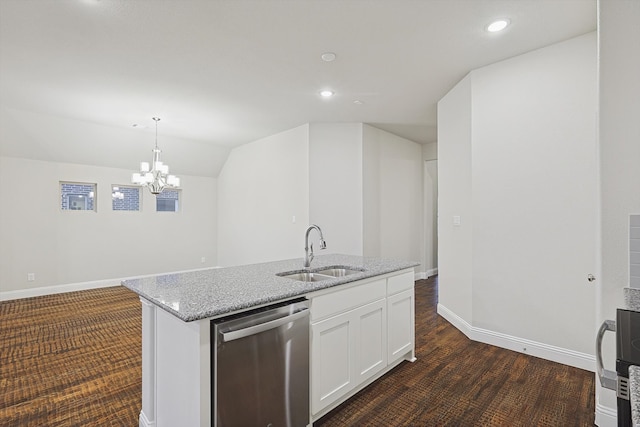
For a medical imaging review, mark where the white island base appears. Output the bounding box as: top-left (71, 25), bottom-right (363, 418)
top-left (137, 268), bottom-right (416, 427)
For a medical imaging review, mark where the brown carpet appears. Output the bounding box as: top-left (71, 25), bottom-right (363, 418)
top-left (0, 278), bottom-right (595, 426)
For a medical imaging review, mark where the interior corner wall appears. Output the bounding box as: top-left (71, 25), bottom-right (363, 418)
top-left (0, 156), bottom-right (218, 294)
top-left (422, 142), bottom-right (437, 161)
top-left (362, 125), bottom-right (423, 268)
top-left (438, 32), bottom-right (597, 359)
top-left (309, 123), bottom-right (364, 256)
top-left (597, 0), bottom-right (640, 421)
top-left (216, 124), bottom-right (310, 267)
top-left (437, 74), bottom-right (473, 323)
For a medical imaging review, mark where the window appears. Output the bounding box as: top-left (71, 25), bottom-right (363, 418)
top-left (112, 185), bottom-right (141, 211)
top-left (156, 189), bottom-right (180, 212)
top-left (60, 182), bottom-right (96, 211)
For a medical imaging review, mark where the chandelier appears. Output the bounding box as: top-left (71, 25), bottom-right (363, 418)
top-left (131, 117), bottom-right (180, 194)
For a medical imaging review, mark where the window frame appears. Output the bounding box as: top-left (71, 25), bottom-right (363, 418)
top-left (155, 188), bottom-right (181, 213)
top-left (111, 184), bottom-right (142, 212)
top-left (60, 181), bottom-right (97, 212)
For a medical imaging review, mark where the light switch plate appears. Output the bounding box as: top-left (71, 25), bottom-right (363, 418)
top-left (453, 215), bottom-right (461, 226)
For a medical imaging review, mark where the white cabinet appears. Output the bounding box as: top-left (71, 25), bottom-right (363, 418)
top-left (310, 269), bottom-right (415, 418)
top-left (355, 299), bottom-right (387, 383)
top-left (310, 279), bottom-right (387, 415)
top-left (386, 271), bottom-right (415, 364)
top-left (387, 289), bottom-right (414, 364)
top-left (311, 307), bottom-right (352, 413)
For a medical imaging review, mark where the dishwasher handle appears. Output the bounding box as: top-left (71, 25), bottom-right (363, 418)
top-left (221, 308), bottom-right (309, 342)
top-left (596, 319), bottom-right (618, 391)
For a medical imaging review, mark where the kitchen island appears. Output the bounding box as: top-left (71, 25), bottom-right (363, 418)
top-left (123, 254), bottom-right (419, 427)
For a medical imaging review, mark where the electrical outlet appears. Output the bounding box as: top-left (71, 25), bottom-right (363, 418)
top-left (27, 273), bottom-right (35, 281)
top-left (201, 257), bottom-right (206, 263)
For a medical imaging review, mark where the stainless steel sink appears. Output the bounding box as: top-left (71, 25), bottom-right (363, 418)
top-left (277, 272), bottom-right (333, 282)
top-left (277, 266), bottom-right (364, 282)
top-left (316, 267), bottom-right (363, 277)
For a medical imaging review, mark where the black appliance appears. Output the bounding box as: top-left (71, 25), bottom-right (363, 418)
top-left (597, 309), bottom-right (640, 427)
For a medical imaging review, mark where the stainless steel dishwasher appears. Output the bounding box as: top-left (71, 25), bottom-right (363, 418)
top-left (211, 298), bottom-right (310, 427)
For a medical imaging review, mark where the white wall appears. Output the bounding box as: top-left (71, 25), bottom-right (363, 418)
top-left (0, 156), bottom-right (217, 295)
top-left (363, 125), bottom-right (423, 267)
top-left (216, 124), bottom-right (310, 267)
top-left (309, 123), bottom-right (363, 256)
top-left (0, 117), bottom-right (423, 295)
top-left (597, 0), bottom-right (640, 423)
top-left (423, 159), bottom-right (438, 276)
top-left (437, 74), bottom-right (473, 323)
top-left (422, 142), bottom-right (437, 162)
top-left (217, 122), bottom-right (423, 269)
top-left (471, 33), bottom-right (597, 353)
top-left (437, 33), bottom-right (597, 365)
top-left (422, 142), bottom-right (438, 277)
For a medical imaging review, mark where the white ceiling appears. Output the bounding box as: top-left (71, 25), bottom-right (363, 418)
top-left (0, 0), bottom-right (596, 175)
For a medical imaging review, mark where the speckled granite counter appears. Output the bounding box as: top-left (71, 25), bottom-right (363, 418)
top-left (630, 365), bottom-right (640, 427)
top-left (624, 287), bottom-right (640, 427)
top-left (625, 287), bottom-right (640, 311)
top-left (122, 253), bottom-right (419, 322)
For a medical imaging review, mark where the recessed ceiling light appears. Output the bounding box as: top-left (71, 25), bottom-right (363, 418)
top-left (319, 90), bottom-right (335, 98)
top-left (486, 19), bottom-right (510, 32)
top-left (321, 52), bottom-right (337, 62)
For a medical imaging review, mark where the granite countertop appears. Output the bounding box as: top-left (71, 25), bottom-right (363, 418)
top-left (631, 365), bottom-right (640, 427)
top-left (624, 287), bottom-right (640, 427)
top-left (625, 287), bottom-right (640, 312)
top-left (122, 253), bottom-right (419, 322)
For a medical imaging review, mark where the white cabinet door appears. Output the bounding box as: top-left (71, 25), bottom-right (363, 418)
top-left (354, 299), bottom-right (387, 384)
top-left (387, 289), bottom-right (415, 364)
top-left (310, 270), bottom-right (415, 417)
top-left (311, 298), bottom-right (387, 415)
top-left (311, 312), bottom-right (353, 415)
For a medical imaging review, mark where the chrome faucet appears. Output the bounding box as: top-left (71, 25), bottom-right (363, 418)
top-left (304, 224), bottom-right (327, 268)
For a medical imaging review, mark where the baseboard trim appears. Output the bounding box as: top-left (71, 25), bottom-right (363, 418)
top-left (139, 410), bottom-right (156, 427)
top-left (415, 268), bottom-right (438, 281)
top-left (437, 303), bottom-right (595, 372)
top-left (0, 278), bottom-right (120, 301)
top-left (0, 266), bottom-right (218, 301)
top-left (595, 402), bottom-right (617, 427)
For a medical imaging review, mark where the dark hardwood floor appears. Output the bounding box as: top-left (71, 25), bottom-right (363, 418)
top-left (0, 287), bottom-right (142, 427)
top-left (0, 276), bottom-right (595, 426)
top-left (315, 277), bottom-right (595, 426)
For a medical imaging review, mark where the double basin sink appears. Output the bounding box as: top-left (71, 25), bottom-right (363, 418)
top-left (277, 266), bottom-right (364, 282)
